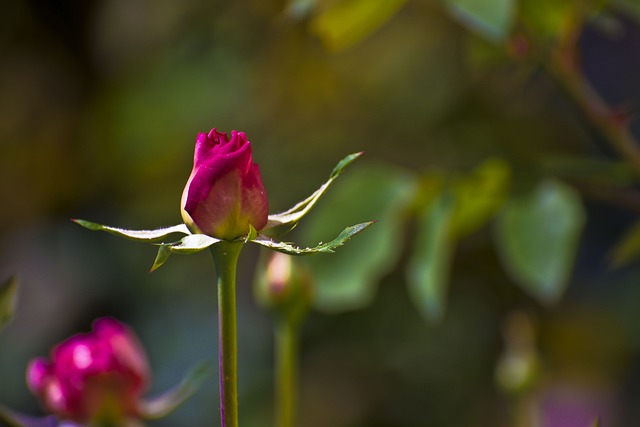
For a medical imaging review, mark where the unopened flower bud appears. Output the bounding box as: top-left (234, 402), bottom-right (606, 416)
top-left (256, 253), bottom-right (313, 323)
top-left (181, 129), bottom-right (269, 240)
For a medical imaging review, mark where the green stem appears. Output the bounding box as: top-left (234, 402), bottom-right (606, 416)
top-left (275, 319), bottom-right (300, 427)
top-left (211, 241), bottom-right (244, 427)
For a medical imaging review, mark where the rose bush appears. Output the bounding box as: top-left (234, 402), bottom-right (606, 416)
top-left (181, 129), bottom-right (269, 240)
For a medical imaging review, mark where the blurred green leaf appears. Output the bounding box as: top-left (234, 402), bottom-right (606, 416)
top-left (263, 152), bottom-right (364, 237)
top-left (609, 219), bottom-right (640, 268)
top-left (444, 0), bottom-right (515, 41)
top-left (451, 158), bottom-right (510, 237)
top-left (519, 0), bottom-right (580, 40)
top-left (495, 180), bottom-right (585, 303)
top-left (140, 360), bottom-right (214, 419)
top-left (407, 191), bottom-right (456, 322)
top-left (310, 0), bottom-right (408, 51)
top-left (591, 416), bottom-right (602, 427)
top-left (0, 275), bottom-right (18, 332)
top-left (302, 164), bottom-right (416, 312)
top-left (254, 222), bottom-right (376, 255)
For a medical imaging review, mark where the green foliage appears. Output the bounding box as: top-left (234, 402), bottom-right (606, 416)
top-left (406, 159), bottom-right (509, 321)
top-left (444, 0), bottom-right (516, 41)
top-left (407, 191), bottom-right (456, 321)
top-left (0, 275), bottom-right (18, 332)
top-left (518, 0), bottom-right (581, 40)
top-left (450, 158), bottom-right (511, 238)
top-left (302, 164), bottom-right (416, 312)
top-left (309, 0), bottom-right (408, 51)
top-left (495, 180), bottom-right (586, 303)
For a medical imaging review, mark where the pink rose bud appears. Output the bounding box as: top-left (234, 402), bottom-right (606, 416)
top-left (27, 318), bottom-right (149, 424)
top-left (181, 128), bottom-right (269, 240)
top-left (256, 253), bottom-right (313, 323)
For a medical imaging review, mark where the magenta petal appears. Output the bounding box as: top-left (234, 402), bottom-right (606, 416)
top-left (27, 358), bottom-right (51, 394)
top-left (181, 129), bottom-right (267, 240)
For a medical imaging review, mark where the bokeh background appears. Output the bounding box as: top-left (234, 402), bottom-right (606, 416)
top-left (2, 0), bottom-right (640, 426)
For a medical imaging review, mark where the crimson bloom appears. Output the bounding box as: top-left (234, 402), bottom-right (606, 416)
top-left (27, 318), bottom-right (149, 425)
top-left (181, 129), bottom-right (269, 240)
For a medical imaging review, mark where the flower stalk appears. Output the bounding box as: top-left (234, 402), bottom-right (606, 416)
top-left (275, 319), bottom-right (300, 427)
top-left (211, 241), bottom-right (244, 427)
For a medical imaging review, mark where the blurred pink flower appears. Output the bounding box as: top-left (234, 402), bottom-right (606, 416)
top-left (27, 318), bottom-right (149, 424)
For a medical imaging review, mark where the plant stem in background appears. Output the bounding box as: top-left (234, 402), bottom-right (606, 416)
top-left (275, 319), bottom-right (300, 427)
top-left (211, 241), bottom-right (244, 427)
top-left (547, 26), bottom-right (640, 181)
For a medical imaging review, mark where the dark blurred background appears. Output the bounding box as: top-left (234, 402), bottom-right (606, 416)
top-left (2, 0), bottom-right (640, 426)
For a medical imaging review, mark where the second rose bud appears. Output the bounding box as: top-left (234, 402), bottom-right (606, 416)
top-left (255, 253), bottom-right (313, 324)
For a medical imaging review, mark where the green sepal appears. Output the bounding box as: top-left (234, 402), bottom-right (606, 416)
top-left (253, 221), bottom-right (376, 255)
top-left (245, 224), bottom-right (259, 243)
top-left (150, 234), bottom-right (222, 271)
top-left (0, 275), bottom-right (18, 332)
top-left (139, 360), bottom-right (214, 419)
top-left (150, 245), bottom-right (172, 272)
top-left (73, 219), bottom-right (191, 242)
top-left (261, 152), bottom-right (363, 237)
top-left (165, 234), bottom-right (221, 254)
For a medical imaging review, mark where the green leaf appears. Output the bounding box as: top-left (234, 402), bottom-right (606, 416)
top-left (73, 219), bottom-right (191, 242)
top-left (302, 165), bottom-right (416, 312)
top-left (519, 0), bottom-right (581, 40)
top-left (262, 152), bottom-right (363, 237)
top-left (0, 275), bottom-right (18, 332)
top-left (140, 360), bottom-right (214, 419)
top-left (591, 417), bottom-right (601, 427)
top-left (407, 191), bottom-right (456, 322)
top-left (495, 180), bottom-right (585, 304)
top-left (609, 219), bottom-right (640, 268)
top-left (310, 0), bottom-right (408, 51)
top-left (444, 0), bottom-right (515, 41)
top-left (450, 158), bottom-right (510, 238)
top-left (253, 221), bottom-right (376, 255)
